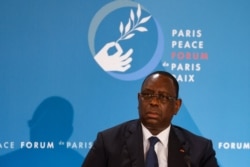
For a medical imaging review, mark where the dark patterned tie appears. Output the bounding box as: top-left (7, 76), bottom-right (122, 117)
top-left (145, 137), bottom-right (159, 167)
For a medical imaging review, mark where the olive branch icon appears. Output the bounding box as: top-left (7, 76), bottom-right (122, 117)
top-left (116, 4), bottom-right (151, 43)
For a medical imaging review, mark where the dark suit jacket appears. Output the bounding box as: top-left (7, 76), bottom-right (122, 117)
top-left (82, 119), bottom-right (218, 167)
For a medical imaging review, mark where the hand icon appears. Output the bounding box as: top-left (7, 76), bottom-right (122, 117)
top-left (94, 42), bottom-right (133, 72)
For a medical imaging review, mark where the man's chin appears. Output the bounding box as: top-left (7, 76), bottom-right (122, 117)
top-left (143, 119), bottom-right (160, 127)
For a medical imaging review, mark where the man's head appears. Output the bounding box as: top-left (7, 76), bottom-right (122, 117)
top-left (138, 71), bottom-right (182, 135)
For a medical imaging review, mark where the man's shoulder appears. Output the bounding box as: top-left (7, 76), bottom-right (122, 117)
top-left (101, 119), bottom-right (140, 135)
top-left (171, 124), bottom-right (212, 143)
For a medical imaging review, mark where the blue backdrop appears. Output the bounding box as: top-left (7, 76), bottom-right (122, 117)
top-left (0, 0), bottom-right (249, 166)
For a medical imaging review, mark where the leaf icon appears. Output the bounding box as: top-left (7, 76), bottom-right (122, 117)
top-left (130, 9), bottom-right (135, 23)
top-left (124, 33), bottom-right (135, 40)
top-left (136, 4), bottom-right (141, 20)
top-left (119, 22), bottom-right (124, 34)
top-left (116, 4), bottom-right (151, 43)
top-left (125, 19), bottom-right (131, 34)
top-left (139, 15), bottom-right (151, 24)
top-left (135, 27), bottom-right (148, 32)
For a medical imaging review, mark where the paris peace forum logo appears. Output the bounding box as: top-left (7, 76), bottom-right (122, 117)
top-left (88, 1), bottom-right (164, 81)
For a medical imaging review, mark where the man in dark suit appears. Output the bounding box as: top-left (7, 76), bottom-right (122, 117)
top-left (82, 71), bottom-right (219, 167)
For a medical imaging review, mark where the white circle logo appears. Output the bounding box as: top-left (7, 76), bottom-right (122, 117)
top-left (88, 1), bottom-right (164, 81)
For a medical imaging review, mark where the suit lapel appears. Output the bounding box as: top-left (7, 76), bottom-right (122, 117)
top-left (122, 120), bottom-right (144, 167)
top-left (168, 126), bottom-right (189, 167)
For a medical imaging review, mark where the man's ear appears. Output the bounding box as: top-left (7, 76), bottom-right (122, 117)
top-left (174, 98), bottom-right (182, 115)
top-left (137, 93), bottom-right (141, 101)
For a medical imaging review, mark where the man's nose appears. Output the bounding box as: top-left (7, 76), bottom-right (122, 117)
top-left (149, 96), bottom-right (160, 104)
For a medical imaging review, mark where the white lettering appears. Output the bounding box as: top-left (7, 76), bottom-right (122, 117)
top-left (171, 40), bottom-right (203, 49)
top-left (20, 141), bottom-right (54, 149)
top-left (173, 74), bottom-right (195, 83)
top-left (0, 142), bottom-right (15, 149)
top-left (66, 141), bottom-right (93, 149)
top-left (170, 63), bottom-right (201, 71)
top-left (172, 29), bottom-right (202, 38)
top-left (218, 142), bottom-right (250, 150)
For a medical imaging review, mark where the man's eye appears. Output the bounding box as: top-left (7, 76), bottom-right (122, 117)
top-left (158, 95), bottom-right (166, 99)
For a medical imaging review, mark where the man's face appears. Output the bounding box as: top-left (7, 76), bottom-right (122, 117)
top-left (138, 74), bottom-right (182, 135)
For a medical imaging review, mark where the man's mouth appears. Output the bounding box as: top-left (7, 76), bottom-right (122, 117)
top-left (146, 112), bottom-right (159, 119)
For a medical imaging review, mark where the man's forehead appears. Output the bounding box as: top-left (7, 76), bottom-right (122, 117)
top-left (151, 73), bottom-right (160, 79)
top-left (142, 74), bottom-right (174, 88)
top-left (145, 73), bottom-right (171, 83)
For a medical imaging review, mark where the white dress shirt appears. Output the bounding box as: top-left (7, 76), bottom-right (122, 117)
top-left (142, 123), bottom-right (171, 167)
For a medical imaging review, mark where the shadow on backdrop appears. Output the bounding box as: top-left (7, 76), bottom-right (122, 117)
top-left (0, 96), bottom-right (83, 167)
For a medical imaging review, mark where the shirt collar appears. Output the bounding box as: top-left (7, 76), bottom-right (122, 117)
top-left (141, 123), bottom-right (171, 147)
